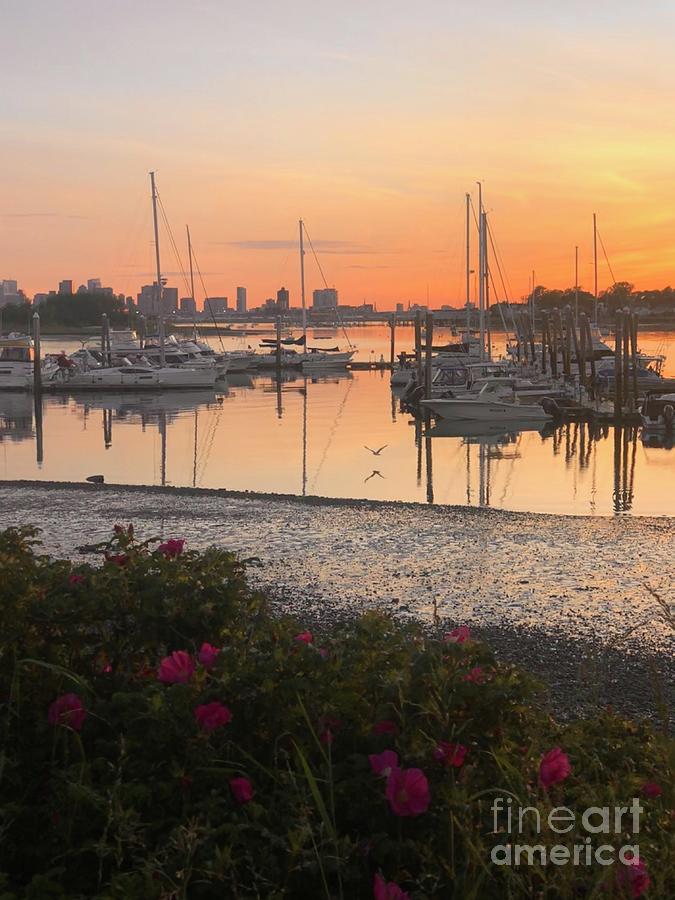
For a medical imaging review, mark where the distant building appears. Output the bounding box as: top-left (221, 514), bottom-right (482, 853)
top-left (236, 286), bottom-right (247, 313)
top-left (76, 284), bottom-right (87, 294)
top-left (312, 288), bottom-right (338, 310)
top-left (263, 298), bottom-right (277, 311)
top-left (137, 283), bottom-right (178, 316)
top-left (33, 293), bottom-right (49, 306)
top-left (58, 279), bottom-right (73, 295)
top-left (1, 279), bottom-right (18, 296)
top-left (276, 286), bottom-right (290, 310)
top-left (180, 297), bottom-right (197, 317)
top-left (204, 297), bottom-right (228, 316)
top-left (87, 278), bottom-right (102, 293)
top-left (396, 303), bottom-right (404, 314)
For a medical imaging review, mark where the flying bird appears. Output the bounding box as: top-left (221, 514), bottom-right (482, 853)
top-left (364, 444), bottom-right (388, 456)
top-left (364, 470), bottom-right (385, 483)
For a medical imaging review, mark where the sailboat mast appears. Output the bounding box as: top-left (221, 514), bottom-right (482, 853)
top-left (477, 181), bottom-right (485, 361)
top-left (593, 212), bottom-right (598, 324)
top-left (299, 218), bottom-right (307, 342)
top-left (483, 211), bottom-right (491, 361)
top-left (575, 245), bottom-right (579, 326)
top-left (150, 171), bottom-right (166, 367)
top-left (187, 224), bottom-right (196, 327)
top-left (465, 192), bottom-right (471, 336)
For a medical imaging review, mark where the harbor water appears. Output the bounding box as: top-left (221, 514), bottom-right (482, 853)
top-left (0, 326), bottom-right (673, 517)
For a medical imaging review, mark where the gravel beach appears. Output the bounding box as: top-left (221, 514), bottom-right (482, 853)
top-left (1, 480), bottom-right (672, 725)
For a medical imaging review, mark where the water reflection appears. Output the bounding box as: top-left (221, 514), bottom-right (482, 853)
top-left (0, 371), bottom-right (673, 516)
top-left (422, 417), bottom-right (656, 515)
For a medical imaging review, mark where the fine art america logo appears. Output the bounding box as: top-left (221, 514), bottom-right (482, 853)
top-left (490, 796), bottom-right (644, 867)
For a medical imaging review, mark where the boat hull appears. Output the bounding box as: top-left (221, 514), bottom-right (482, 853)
top-left (421, 398), bottom-right (551, 423)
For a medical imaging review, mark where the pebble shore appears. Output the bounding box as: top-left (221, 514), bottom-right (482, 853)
top-left (1, 480), bottom-right (672, 725)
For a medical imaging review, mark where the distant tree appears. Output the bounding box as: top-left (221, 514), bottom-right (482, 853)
top-left (1, 294), bottom-right (130, 329)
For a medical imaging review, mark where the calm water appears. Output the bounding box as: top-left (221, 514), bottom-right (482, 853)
top-left (1, 327), bottom-right (673, 516)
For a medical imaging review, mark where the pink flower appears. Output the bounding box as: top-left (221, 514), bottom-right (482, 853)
top-left (68, 573), bottom-right (85, 586)
top-left (373, 873), bottom-right (410, 900)
top-left (294, 631), bottom-right (313, 644)
top-left (229, 776), bottom-right (254, 805)
top-left (158, 650), bottom-right (195, 684)
top-left (539, 747), bottom-right (572, 789)
top-left (158, 538), bottom-right (185, 559)
top-left (641, 782), bottom-right (662, 798)
top-left (105, 552), bottom-right (128, 567)
top-left (198, 642), bottom-right (220, 670)
top-left (385, 767), bottom-right (430, 817)
top-left (369, 750), bottom-right (399, 777)
top-left (194, 701), bottom-right (232, 733)
top-left (48, 693), bottom-right (87, 731)
top-left (317, 647), bottom-right (329, 659)
top-left (444, 626), bottom-right (471, 644)
top-left (463, 666), bottom-right (488, 684)
top-left (433, 741), bottom-right (468, 767)
top-left (616, 854), bottom-right (650, 898)
top-left (373, 720), bottom-right (398, 736)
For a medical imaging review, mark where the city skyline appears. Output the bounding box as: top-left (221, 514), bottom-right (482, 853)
top-left (4, 2), bottom-right (675, 308)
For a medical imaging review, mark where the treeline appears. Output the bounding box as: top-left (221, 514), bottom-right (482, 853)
top-left (524, 282), bottom-right (675, 316)
top-left (0, 293), bottom-right (130, 328)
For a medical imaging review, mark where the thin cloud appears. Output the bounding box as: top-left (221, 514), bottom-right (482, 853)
top-left (1, 212), bottom-right (90, 219)
top-left (218, 239), bottom-right (371, 254)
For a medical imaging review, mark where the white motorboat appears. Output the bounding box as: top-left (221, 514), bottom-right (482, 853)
top-left (640, 393), bottom-right (675, 432)
top-left (420, 381), bottom-right (553, 423)
top-left (0, 334), bottom-right (35, 390)
top-left (301, 349), bottom-right (355, 369)
top-left (43, 351), bottom-right (216, 390)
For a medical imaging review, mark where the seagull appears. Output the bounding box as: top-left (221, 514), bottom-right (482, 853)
top-left (364, 444), bottom-right (388, 456)
top-left (364, 470), bottom-right (385, 483)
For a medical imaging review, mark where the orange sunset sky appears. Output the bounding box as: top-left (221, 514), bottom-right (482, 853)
top-left (3, 1), bottom-right (675, 309)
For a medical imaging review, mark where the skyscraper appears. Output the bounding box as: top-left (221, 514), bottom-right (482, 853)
top-left (58, 279), bottom-right (73, 295)
top-left (236, 286), bottom-right (247, 313)
top-left (276, 286), bottom-right (289, 310)
top-left (312, 288), bottom-right (338, 309)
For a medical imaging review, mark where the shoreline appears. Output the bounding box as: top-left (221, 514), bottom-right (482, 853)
top-left (1, 477), bottom-right (674, 521)
top-left (1, 480), bottom-right (672, 725)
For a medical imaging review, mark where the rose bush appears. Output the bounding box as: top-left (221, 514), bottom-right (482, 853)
top-left (0, 525), bottom-right (672, 898)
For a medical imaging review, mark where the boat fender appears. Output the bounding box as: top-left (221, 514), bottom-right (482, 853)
top-left (664, 404), bottom-right (674, 429)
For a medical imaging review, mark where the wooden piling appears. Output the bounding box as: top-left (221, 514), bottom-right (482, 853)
top-left (389, 313), bottom-right (396, 368)
top-left (621, 308), bottom-right (631, 413)
top-left (32, 312), bottom-right (42, 396)
top-left (549, 312), bottom-right (559, 379)
top-left (424, 311), bottom-right (434, 399)
top-left (581, 314), bottom-right (596, 398)
top-left (414, 310), bottom-right (423, 383)
top-left (540, 311), bottom-right (549, 375)
top-left (566, 306), bottom-right (581, 384)
top-left (629, 313), bottom-right (639, 411)
top-left (275, 315), bottom-right (282, 372)
top-left (614, 312), bottom-right (623, 420)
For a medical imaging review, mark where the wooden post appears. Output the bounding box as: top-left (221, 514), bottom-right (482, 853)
top-left (563, 308), bottom-right (572, 376)
top-left (540, 311), bottom-right (549, 375)
top-left (622, 308), bottom-right (631, 413)
top-left (414, 310), bottom-right (423, 383)
top-left (550, 312), bottom-right (558, 379)
top-left (424, 311), bottom-right (434, 399)
top-left (32, 312), bottom-right (42, 396)
top-left (32, 313), bottom-right (43, 463)
top-left (630, 313), bottom-right (639, 411)
top-left (566, 306), bottom-right (581, 382)
top-left (389, 313), bottom-right (396, 368)
top-left (614, 312), bottom-right (623, 420)
top-left (275, 315), bottom-right (282, 372)
top-left (579, 316), bottom-right (587, 388)
top-left (581, 314), bottom-right (596, 398)
top-left (101, 314), bottom-right (111, 367)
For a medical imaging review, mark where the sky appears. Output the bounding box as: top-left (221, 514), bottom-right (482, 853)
top-left (3, 0), bottom-right (675, 309)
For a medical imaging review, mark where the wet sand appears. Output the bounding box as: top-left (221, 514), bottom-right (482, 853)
top-left (1, 480), bottom-right (672, 724)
